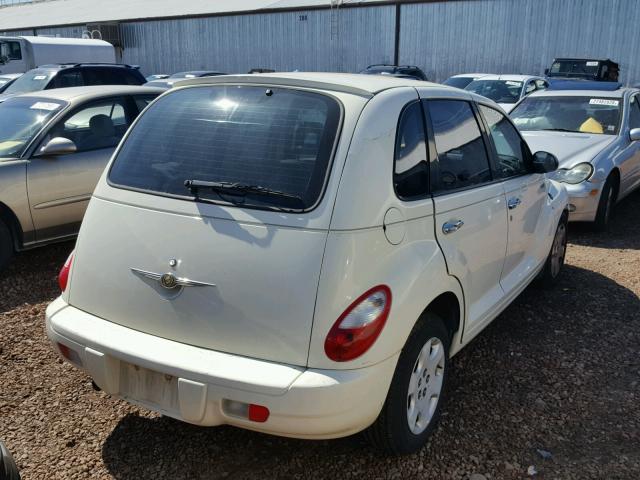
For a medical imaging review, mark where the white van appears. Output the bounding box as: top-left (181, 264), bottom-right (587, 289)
top-left (0, 36), bottom-right (115, 74)
top-left (46, 73), bottom-right (568, 454)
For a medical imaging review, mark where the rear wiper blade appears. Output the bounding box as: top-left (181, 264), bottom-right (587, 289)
top-left (184, 179), bottom-right (306, 208)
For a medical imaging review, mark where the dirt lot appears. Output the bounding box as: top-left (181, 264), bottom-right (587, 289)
top-left (1, 192), bottom-right (639, 480)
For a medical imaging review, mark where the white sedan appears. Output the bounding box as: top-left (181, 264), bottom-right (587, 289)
top-left (465, 74), bottom-right (549, 113)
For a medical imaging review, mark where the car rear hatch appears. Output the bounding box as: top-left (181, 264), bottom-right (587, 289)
top-left (67, 83), bottom-right (347, 367)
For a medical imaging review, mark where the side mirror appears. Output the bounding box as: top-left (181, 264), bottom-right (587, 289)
top-left (532, 151), bottom-right (559, 173)
top-left (37, 137), bottom-right (77, 157)
top-left (544, 68), bottom-right (549, 75)
top-left (630, 128), bottom-right (640, 142)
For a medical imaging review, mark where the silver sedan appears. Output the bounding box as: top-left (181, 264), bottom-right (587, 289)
top-left (0, 85), bottom-right (163, 269)
top-left (511, 87), bottom-right (640, 230)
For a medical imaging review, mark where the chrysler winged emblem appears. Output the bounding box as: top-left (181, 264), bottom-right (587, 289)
top-left (131, 260), bottom-right (216, 290)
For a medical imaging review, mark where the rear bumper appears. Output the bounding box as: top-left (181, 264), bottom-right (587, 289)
top-left (45, 297), bottom-right (397, 439)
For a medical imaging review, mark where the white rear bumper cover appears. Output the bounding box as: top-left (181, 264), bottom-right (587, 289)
top-left (46, 297), bottom-right (397, 439)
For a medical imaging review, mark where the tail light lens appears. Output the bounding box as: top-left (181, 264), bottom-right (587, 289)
top-left (324, 285), bottom-right (392, 362)
top-left (58, 251), bottom-right (74, 292)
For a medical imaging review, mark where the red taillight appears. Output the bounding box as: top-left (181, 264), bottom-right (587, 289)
top-left (58, 251), bottom-right (74, 292)
top-left (324, 285), bottom-right (392, 362)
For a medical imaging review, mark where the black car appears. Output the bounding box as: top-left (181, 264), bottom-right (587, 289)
top-left (359, 64), bottom-right (428, 81)
top-left (144, 70), bottom-right (226, 89)
top-left (545, 58), bottom-right (619, 82)
top-left (0, 63), bottom-right (146, 101)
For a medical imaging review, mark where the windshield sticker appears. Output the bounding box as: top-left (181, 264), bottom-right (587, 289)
top-left (506, 81), bottom-right (521, 86)
top-left (30, 102), bottom-right (61, 111)
top-left (607, 125), bottom-right (615, 132)
top-left (32, 75), bottom-right (47, 80)
top-left (589, 98), bottom-right (619, 106)
top-left (586, 61), bottom-right (599, 67)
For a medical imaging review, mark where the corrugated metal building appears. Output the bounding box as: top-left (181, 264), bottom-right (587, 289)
top-left (1, 0), bottom-right (639, 84)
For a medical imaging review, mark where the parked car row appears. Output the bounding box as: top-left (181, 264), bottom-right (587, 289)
top-left (438, 58), bottom-right (639, 232)
top-left (0, 56), bottom-right (636, 457)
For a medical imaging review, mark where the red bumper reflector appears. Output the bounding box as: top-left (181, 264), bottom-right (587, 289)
top-left (248, 404), bottom-right (270, 423)
top-left (57, 342), bottom-right (82, 366)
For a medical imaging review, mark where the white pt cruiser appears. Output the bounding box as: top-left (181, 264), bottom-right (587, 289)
top-left (46, 73), bottom-right (568, 454)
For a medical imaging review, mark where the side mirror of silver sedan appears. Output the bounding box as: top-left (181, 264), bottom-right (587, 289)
top-left (37, 137), bottom-right (77, 157)
top-left (629, 128), bottom-right (640, 142)
top-left (532, 151), bottom-right (559, 173)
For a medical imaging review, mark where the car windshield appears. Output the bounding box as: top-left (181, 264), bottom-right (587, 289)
top-left (549, 60), bottom-right (599, 78)
top-left (109, 85), bottom-right (341, 211)
top-left (466, 79), bottom-right (523, 104)
top-left (0, 77), bottom-right (12, 86)
top-left (0, 97), bottom-right (66, 157)
top-left (3, 69), bottom-right (55, 95)
top-left (443, 77), bottom-right (475, 89)
top-left (510, 96), bottom-right (621, 135)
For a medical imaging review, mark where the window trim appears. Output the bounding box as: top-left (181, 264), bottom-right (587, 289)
top-left (424, 98), bottom-right (497, 196)
top-left (626, 93), bottom-right (640, 131)
top-left (475, 102), bottom-right (535, 179)
top-left (392, 100), bottom-right (431, 202)
top-left (106, 84), bottom-right (345, 215)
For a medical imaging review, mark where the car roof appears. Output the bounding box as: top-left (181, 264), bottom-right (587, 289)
top-left (13, 85), bottom-right (164, 102)
top-left (527, 87), bottom-right (636, 99)
top-left (473, 74), bottom-right (540, 82)
top-left (450, 73), bottom-right (491, 78)
top-left (172, 70), bottom-right (226, 77)
top-left (0, 73), bottom-right (23, 80)
top-left (174, 72), bottom-right (458, 97)
top-left (35, 63), bottom-right (137, 71)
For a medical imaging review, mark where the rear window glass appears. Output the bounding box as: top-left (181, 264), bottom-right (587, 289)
top-left (109, 85), bottom-right (341, 211)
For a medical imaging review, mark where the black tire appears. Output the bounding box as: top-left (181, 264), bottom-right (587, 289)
top-left (0, 220), bottom-right (13, 272)
top-left (593, 174), bottom-right (617, 232)
top-left (535, 211), bottom-right (568, 288)
top-left (0, 440), bottom-right (21, 480)
top-left (365, 313), bottom-right (450, 455)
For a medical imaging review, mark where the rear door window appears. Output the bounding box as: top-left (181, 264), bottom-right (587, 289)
top-left (426, 100), bottom-right (492, 192)
top-left (394, 102), bottom-right (428, 199)
top-left (109, 85), bottom-right (342, 211)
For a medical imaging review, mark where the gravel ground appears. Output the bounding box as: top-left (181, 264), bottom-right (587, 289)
top-left (1, 192), bottom-right (639, 480)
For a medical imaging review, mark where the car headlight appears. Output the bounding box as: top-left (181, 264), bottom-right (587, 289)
top-left (553, 162), bottom-right (594, 184)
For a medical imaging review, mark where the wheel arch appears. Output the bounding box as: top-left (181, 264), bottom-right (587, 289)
top-left (0, 201), bottom-right (23, 250)
top-left (421, 291), bottom-right (461, 344)
top-left (609, 167), bottom-right (621, 199)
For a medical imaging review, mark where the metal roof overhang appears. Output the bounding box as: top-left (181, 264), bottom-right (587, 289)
top-left (0, 0), bottom-right (394, 32)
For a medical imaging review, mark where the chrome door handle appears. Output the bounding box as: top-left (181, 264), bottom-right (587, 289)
top-left (507, 197), bottom-right (522, 210)
top-left (442, 220), bottom-right (464, 234)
